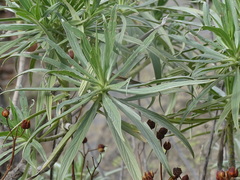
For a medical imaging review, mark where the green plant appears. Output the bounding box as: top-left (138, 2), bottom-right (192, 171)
top-left (1, 0), bottom-right (239, 179)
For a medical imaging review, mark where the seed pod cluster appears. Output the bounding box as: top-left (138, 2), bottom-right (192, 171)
top-left (216, 167), bottom-right (239, 180)
top-left (156, 127), bottom-right (168, 140)
top-left (173, 167), bottom-right (182, 178)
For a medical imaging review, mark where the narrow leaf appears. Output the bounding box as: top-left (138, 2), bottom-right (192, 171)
top-left (107, 117), bottom-right (142, 180)
top-left (113, 98), bottom-right (172, 175)
top-left (231, 67), bottom-right (240, 129)
top-left (58, 100), bottom-right (100, 180)
top-left (103, 94), bottom-right (124, 140)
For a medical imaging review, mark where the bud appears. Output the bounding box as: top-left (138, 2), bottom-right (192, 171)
top-left (82, 137), bottom-right (88, 144)
top-left (156, 131), bottom-right (164, 140)
top-left (142, 171), bottom-right (154, 180)
top-left (2, 109), bottom-right (9, 118)
top-left (173, 167), bottom-right (182, 178)
top-left (159, 127), bottom-right (168, 135)
top-left (216, 170), bottom-right (226, 180)
top-left (227, 167), bottom-right (238, 177)
top-left (21, 119), bottom-right (30, 129)
top-left (27, 43), bottom-right (38, 52)
top-left (163, 141), bottom-right (171, 151)
top-left (97, 144), bottom-right (106, 153)
top-left (147, 120), bottom-right (155, 129)
top-left (156, 127), bottom-right (168, 140)
top-left (68, 49), bottom-right (74, 59)
top-left (182, 174), bottom-right (189, 180)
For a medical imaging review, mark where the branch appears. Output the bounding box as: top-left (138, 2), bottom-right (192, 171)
top-left (4, 159), bottom-right (27, 180)
top-left (12, 55), bottom-right (26, 106)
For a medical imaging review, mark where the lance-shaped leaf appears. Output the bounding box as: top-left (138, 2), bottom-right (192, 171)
top-left (57, 99), bottom-right (100, 180)
top-left (112, 98), bottom-right (172, 176)
top-left (113, 79), bottom-right (213, 95)
top-left (231, 67), bottom-right (240, 129)
top-left (103, 93), bottom-right (124, 140)
top-left (106, 117), bottom-right (142, 180)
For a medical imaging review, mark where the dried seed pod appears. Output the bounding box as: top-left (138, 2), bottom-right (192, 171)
top-left (156, 130), bottom-right (165, 140)
top-left (216, 170), bottom-right (226, 180)
top-left (68, 49), bottom-right (74, 59)
top-left (147, 120), bottom-right (155, 129)
top-left (82, 137), bottom-right (88, 144)
top-left (173, 167), bottom-right (182, 178)
top-left (21, 119), bottom-right (30, 129)
top-left (156, 127), bottom-right (168, 140)
top-left (142, 171), bottom-right (154, 180)
top-left (227, 167), bottom-right (238, 177)
top-left (2, 109), bottom-right (9, 118)
top-left (163, 141), bottom-right (171, 151)
top-left (97, 144), bottom-right (106, 153)
top-left (159, 127), bottom-right (168, 135)
top-left (27, 43), bottom-right (38, 52)
top-left (182, 174), bottom-right (189, 180)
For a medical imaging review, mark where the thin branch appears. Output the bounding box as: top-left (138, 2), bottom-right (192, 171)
top-left (86, 143), bottom-right (105, 178)
top-left (4, 159), bottom-right (27, 180)
top-left (201, 120), bottom-right (217, 180)
top-left (12, 56), bottom-right (26, 106)
top-left (170, 138), bottom-right (198, 178)
top-left (37, 132), bottom-right (66, 142)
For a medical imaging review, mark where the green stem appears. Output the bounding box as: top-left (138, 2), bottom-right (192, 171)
top-left (226, 117), bottom-right (235, 167)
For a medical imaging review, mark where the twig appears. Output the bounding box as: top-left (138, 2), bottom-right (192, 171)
top-left (71, 160), bottom-right (75, 180)
top-left (170, 138), bottom-right (198, 178)
top-left (119, 161), bottom-right (124, 180)
top-left (37, 132), bottom-right (66, 142)
top-left (86, 143), bottom-right (105, 178)
top-left (0, 118), bottom-right (18, 180)
top-left (12, 56), bottom-right (26, 106)
top-left (1, 133), bottom-right (18, 180)
top-left (80, 143), bottom-right (87, 180)
top-left (4, 159), bottom-right (27, 180)
top-left (87, 155), bottom-right (102, 180)
top-left (159, 140), bottom-right (163, 180)
top-left (201, 120), bottom-right (217, 180)
top-left (50, 127), bottom-right (59, 180)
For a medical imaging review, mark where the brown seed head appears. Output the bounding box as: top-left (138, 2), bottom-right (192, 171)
top-left (97, 144), bottom-right (106, 153)
top-left (156, 131), bottom-right (165, 140)
top-left (147, 120), bottom-right (155, 129)
top-left (82, 137), bottom-right (88, 144)
top-left (227, 167), bottom-right (238, 177)
top-left (2, 109), bottom-right (9, 118)
top-left (182, 174), bottom-right (189, 180)
top-left (173, 167), bottom-right (182, 178)
top-left (163, 141), bottom-right (171, 151)
top-left (216, 170), bottom-right (226, 180)
top-left (68, 49), bottom-right (74, 59)
top-left (27, 43), bottom-right (38, 52)
top-left (159, 127), bottom-right (168, 135)
top-left (21, 119), bottom-right (30, 129)
top-left (142, 171), bottom-right (154, 180)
